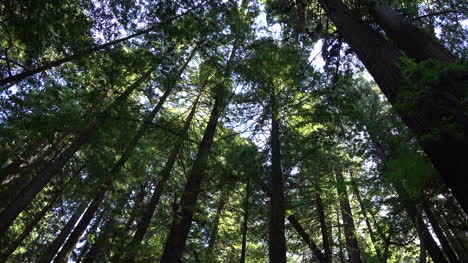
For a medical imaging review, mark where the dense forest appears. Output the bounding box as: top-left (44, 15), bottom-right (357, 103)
top-left (0, 0), bottom-right (467, 262)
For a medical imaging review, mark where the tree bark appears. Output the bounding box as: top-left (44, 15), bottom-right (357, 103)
top-left (336, 207), bottom-right (345, 263)
top-left (395, 185), bottom-right (448, 263)
top-left (75, 208), bottom-right (106, 263)
top-left (0, 68), bottom-right (153, 237)
top-left (39, 200), bottom-right (90, 263)
top-left (205, 187), bottom-right (231, 262)
top-left (317, 0), bottom-right (468, 214)
top-left (52, 190), bottom-right (106, 263)
top-left (369, 0), bottom-right (456, 63)
top-left (160, 97), bottom-right (222, 263)
top-left (315, 193), bottom-right (332, 263)
top-left (240, 178), bottom-right (251, 263)
top-left (268, 91), bottom-right (287, 263)
top-left (419, 240), bottom-right (427, 263)
top-left (122, 87), bottom-right (201, 263)
top-left (0, 3), bottom-right (203, 87)
top-left (351, 180), bottom-right (385, 263)
top-left (0, 191), bottom-right (61, 262)
top-left (82, 215), bottom-right (117, 263)
top-left (423, 204), bottom-right (460, 263)
top-left (335, 172), bottom-right (362, 263)
top-left (439, 212), bottom-right (468, 261)
top-left (159, 0), bottom-right (244, 256)
top-left (288, 215), bottom-right (327, 263)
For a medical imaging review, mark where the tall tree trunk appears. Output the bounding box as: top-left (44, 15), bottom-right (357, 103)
top-left (369, 0), bottom-right (456, 63)
top-left (160, 98), bottom-right (223, 263)
top-left (397, 187), bottom-right (448, 263)
top-left (336, 207), bottom-right (345, 263)
top-left (317, 0), bottom-right (468, 213)
top-left (288, 215), bottom-right (327, 263)
top-left (0, 191), bottom-right (61, 262)
top-left (82, 215), bottom-right (117, 263)
top-left (423, 204), bottom-right (460, 263)
top-left (52, 190), bottom-right (106, 263)
top-left (122, 89), bottom-right (201, 263)
top-left (439, 212), bottom-right (468, 261)
top-left (75, 208), bottom-right (106, 263)
top-left (240, 178), bottom-right (251, 263)
top-left (0, 3), bottom-right (203, 87)
top-left (39, 200), bottom-right (90, 263)
top-left (0, 137), bottom-right (48, 184)
top-left (315, 193), bottom-right (332, 263)
top-left (268, 91), bottom-right (287, 263)
top-left (123, 183), bottom-right (148, 234)
top-left (205, 187), bottom-right (231, 262)
top-left (0, 68), bottom-right (154, 236)
top-left (335, 172), bottom-right (361, 263)
top-left (419, 240), bottom-right (427, 263)
top-left (350, 179), bottom-right (385, 263)
top-left (159, 0), bottom-right (245, 256)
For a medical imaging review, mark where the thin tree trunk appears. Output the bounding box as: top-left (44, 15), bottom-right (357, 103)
top-left (268, 91), bottom-right (287, 263)
top-left (122, 84), bottom-right (202, 263)
top-left (288, 215), bottom-right (327, 263)
top-left (439, 212), bottom-right (468, 261)
top-left (423, 204), bottom-right (460, 263)
top-left (400, 190), bottom-right (448, 263)
top-left (315, 193), bottom-right (332, 263)
top-left (75, 208), bottom-right (106, 263)
top-left (0, 138), bottom-right (48, 184)
top-left (53, 190), bottom-right (106, 263)
top-left (160, 98), bottom-right (223, 263)
top-left (0, 68), bottom-right (154, 236)
top-left (159, 0), bottom-right (244, 257)
top-left (205, 187), bottom-right (231, 262)
top-left (0, 3), bottom-right (204, 87)
top-left (335, 172), bottom-right (361, 263)
top-left (39, 200), bottom-right (90, 263)
top-left (336, 207), bottom-right (345, 263)
top-left (0, 191), bottom-right (61, 262)
top-left (82, 214), bottom-right (118, 263)
top-left (123, 183), bottom-right (148, 234)
top-left (351, 180), bottom-right (385, 263)
top-left (240, 178), bottom-right (251, 263)
top-left (0, 134), bottom-right (68, 212)
top-left (317, 0), bottom-right (468, 213)
top-left (419, 240), bottom-right (427, 263)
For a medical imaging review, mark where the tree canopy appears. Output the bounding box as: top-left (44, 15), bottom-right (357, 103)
top-left (0, 0), bottom-right (467, 262)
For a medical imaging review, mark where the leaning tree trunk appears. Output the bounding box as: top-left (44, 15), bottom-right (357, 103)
top-left (160, 98), bottom-right (223, 263)
top-left (75, 208), bottom-right (106, 263)
top-left (315, 192), bottom-right (332, 263)
top-left (0, 3), bottom-right (203, 87)
top-left (39, 200), bottom-right (90, 263)
top-left (205, 187), bottom-right (231, 262)
top-left (122, 84), bottom-right (202, 263)
top-left (423, 204), bottom-right (460, 263)
top-left (369, 0), bottom-right (456, 63)
top-left (53, 190), bottom-right (106, 263)
top-left (0, 68), bottom-right (154, 237)
top-left (268, 91), bottom-right (287, 263)
top-left (288, 215), bottom-right (327, 263)
top-left (394, 184), bottom-right (448, 263)
top-left (159, 1), bottom-right (244, 257)
top-left (351, 179), bottom-right (385, 263)
top-left (0, 190), bottom-right (61, 262)
top-left (335, 172), bottom-right (362, 263)
top-left (317, 0), bottom-right (468, 213)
